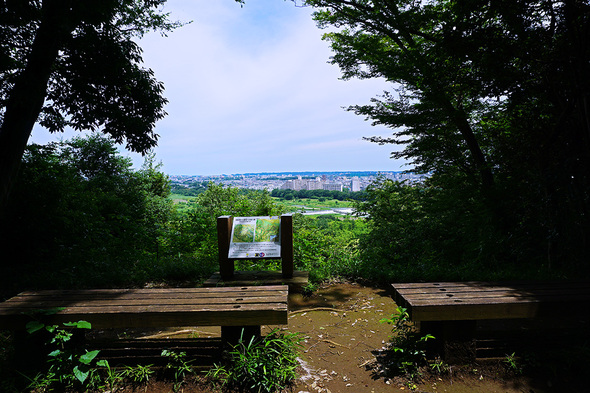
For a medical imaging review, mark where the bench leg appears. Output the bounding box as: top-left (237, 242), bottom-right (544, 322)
top-left (13, 329), bottom-right (47, 373)
top-left (221, 326), bottom-right (261, 346)
top-left (420, 320), bottom-right (476, 363)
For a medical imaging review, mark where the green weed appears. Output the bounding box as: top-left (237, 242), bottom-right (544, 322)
top-left (207, 328), bottom-right (303, 393)
top-left (120, 363), bottom-right (155, 385)
top-left (96, 359), bottom-right (123, 392)
top-left (504, 352), bottom-right (523, 374)
top-left (380, 306), bottom-right (435, 380)
top-left (25, 320), bottom-right (101, 391)
top-left (162, 349), bottom-right (194, 391)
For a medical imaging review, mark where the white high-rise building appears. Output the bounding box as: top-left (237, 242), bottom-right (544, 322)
top-left (350, 177), bottom-right (361, 192)
top-left (323, 183), bottom-right (343, 191)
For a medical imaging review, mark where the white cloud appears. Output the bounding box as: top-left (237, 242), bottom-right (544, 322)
top-left (30, 0), bottom-right (406, 175)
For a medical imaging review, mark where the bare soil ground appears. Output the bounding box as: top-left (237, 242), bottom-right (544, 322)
top-left (285, 281), bottom-right (566, 393)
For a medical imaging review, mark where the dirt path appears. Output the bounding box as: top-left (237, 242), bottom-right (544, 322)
top-left (285, 281), bottom-right (557, 393)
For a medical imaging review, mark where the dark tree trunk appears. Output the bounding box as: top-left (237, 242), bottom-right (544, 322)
top-left (0, 0), bottom-right (75, 211)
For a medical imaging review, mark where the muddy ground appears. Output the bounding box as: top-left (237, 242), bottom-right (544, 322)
top-left (285, 282), bottom-right (567, 393)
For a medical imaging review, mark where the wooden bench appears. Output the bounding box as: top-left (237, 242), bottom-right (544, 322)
top-left (0, 285), bottom-right (289, 344)
top-left (392, 281), bottom-right (590, 362)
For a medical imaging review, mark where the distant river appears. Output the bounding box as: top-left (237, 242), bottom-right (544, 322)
top-left (300, 207), bottom-right (355, 216)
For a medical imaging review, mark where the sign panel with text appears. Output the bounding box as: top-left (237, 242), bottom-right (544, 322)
top-left (228, 216), bottom-right (281, 259)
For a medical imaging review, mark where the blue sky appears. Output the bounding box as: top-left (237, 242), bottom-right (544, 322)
top-left (30, 0), bottom-right (407, 175)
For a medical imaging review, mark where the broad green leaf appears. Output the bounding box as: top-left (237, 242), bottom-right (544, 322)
top-left (79, 349), bottom-right (100, 365)
top-left (73, 365), bottom-right (90, 383)
top-left (63, 320), bottom-right (92, 329)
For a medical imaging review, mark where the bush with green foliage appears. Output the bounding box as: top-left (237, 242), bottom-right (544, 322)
top-left (293, 214), bottom-right (368, 283)
top-left (0, 135), bottom-right (174, 292)
top-left (271, 187), bottom-right (366, 201)
top-left (207, 329), bottom-right (302, 393)
top-left (353, 176), bottom-right (560, 283)
top-left (24, 320), bottom-right (101, 392)
top-left (379, 307), bottom-right (434, 381)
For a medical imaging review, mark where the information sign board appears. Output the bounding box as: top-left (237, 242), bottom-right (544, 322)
top-left (228, 216), bottom-right (281, 259)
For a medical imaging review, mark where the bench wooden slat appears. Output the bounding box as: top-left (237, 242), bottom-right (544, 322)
top-left (0, 286), bottom-right (289, 330)
top-left (393, 280), bottom-right (590, 289)
top-left (392, 281), bottom-right (590, 321)
top-left (0, 296), bottom-right (285, 309)
top-left (5, 287), bottom-right (287, 299)
top-left (0, 309), bottom-right (288, 330)
top-left (397, 289), bottom-right (590, 302)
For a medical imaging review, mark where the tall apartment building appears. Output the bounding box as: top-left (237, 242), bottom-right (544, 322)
top-left (280, 176), bottom-right (323, 191)
top-left (350, 177), bottom-right (361, 192)
top-left (323, 183), bottom-right (343, 191)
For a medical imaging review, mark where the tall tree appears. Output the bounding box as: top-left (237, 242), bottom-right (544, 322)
top-left (0, 0), bottom-right (183, 210)
top-left (309, 0), bottom-right (590, 269)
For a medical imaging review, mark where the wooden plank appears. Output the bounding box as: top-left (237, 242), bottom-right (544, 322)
top-left (0, 291), bottom-right (288, 311)
top-left (410, 302), bottom-right (545, 321)
top-left (0, 286), bottom-right (288, 330)
top-left (0, 298), bottom-right (288, 312)
top-left (400, 290), bottom-right (590, 304)
top-left (0, 308), bottom-right (288, 330)
top-left (393, 280), bottom-right (590, 289)
top-left (391, 281), bottom-right (590, 322)
top-left (204, 270), bottom-right (309, 292)
top-left (6, 285), bottom-right (288, 297)
top-left (395, 287), bottom-right (590, 300)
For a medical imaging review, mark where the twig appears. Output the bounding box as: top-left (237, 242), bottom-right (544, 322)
top-left (139, 329), bottom-right (217, 339)
top-left (290, 307), bottom-right (339, 315)
top-left (321, 339), bottom-right (349, 348)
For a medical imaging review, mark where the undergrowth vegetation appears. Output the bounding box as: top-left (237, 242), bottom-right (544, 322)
top-left (207, 329), bottom-right (302, 393)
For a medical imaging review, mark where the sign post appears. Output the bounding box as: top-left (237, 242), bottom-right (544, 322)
top-left (281, 214), bottom-right (293, 278)
top-left (217, 215), bottom-right (234, 279)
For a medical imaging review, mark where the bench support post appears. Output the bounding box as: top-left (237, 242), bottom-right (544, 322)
top-left (420, 320), bottom-right (476, 363)
top-left (221, 326), bottom-right (262, 346)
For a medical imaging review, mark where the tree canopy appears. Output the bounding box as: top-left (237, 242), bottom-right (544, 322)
top-left (0, 0), bottom-right (184, 209)
top-left (310, 0), bottom-right (590, 272)
top-left (0, 134), bottom-right (174, 291)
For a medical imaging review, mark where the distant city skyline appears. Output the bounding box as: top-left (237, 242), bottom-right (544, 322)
top-left (169, 171), bottom-right (424, 192)
top-left (28, 0), bottom-right (408, 175)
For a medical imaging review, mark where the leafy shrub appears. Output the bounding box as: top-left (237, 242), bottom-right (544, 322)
top-left (24, 320), bottom-right (102, 392)
top-left (207, 329), bottom-right (302, 393)
top-left (379, 307), bottom-right (434, 380)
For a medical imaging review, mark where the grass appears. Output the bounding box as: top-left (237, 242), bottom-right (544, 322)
top-left (168, 194), bottom-right (354, 216)
top-left (169, 193), bottom-right (199, 214)
top-left (275, 197), bottom-right (353, 213)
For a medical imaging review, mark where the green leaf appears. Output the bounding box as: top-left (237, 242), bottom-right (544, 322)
top-left (48, 349), bottom-right (61, 357)
top-left (63, 320), bottom-right (92, 329)
top-left (25, 320), bottom-right (45, 334)
top-left (78, 350), bottom-right (100, 365)
top-left (73, 365), bottom-right (90, 383)
top-left (25, 307), bottom-right (66, 316)
top-left (97, 359), bottom-right (109, 367)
